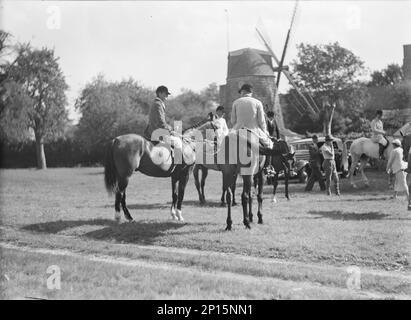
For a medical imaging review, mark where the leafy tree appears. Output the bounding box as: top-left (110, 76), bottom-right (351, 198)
top-left (2, 44), bottom-right (69, 169)
top-left (289, 42), bottom-right (367, 134)
top-left (368, 64), bottom-right (404, 87)
top-left (75, 76), bottom-right (150, 156)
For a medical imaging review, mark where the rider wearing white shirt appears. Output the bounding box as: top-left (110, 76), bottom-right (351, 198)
top-left (370, 109), bottom-right (388, 159)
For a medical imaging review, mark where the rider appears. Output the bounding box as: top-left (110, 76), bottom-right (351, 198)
top-left (266, 110), bottom-right (280, 140)
top-left (230, 83), bottom-right (275, 176)
top-left (215, 105), bottom-right (229, 138)
top-left (144, 85), bottom-right (186, 163)
top-left (370, 109), bottom-right (388, 159)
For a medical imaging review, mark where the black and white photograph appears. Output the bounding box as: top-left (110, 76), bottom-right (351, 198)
top-left (0, 0), bottom-right (410, 303)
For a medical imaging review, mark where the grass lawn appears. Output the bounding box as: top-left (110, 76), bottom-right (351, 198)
top-left (0, 167), bottom-right (410, 298)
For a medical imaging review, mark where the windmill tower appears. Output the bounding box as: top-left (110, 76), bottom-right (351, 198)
top-left (220, 1), bottom-right (319, 138)
top-left (219, 48), bottom-right (284, 128)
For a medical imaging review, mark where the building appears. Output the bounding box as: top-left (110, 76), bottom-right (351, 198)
top-left (219, 48), bottom-right (285, 129)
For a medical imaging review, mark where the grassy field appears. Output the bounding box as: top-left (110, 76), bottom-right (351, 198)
top-left (0, 167), bottom-right (410, 299)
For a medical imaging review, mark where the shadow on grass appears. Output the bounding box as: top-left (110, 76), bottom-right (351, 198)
top-left (182, 200), bottom-right (238, 208)
top-left (307, 210), bottom-right (390, 221)
top-left (22, 218), bottom-right (186, 245)
top-left (102, 203), bottom-right (169, 210)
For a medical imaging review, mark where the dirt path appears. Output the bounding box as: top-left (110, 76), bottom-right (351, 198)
top-left (1, 241), bottom-right (410, 300)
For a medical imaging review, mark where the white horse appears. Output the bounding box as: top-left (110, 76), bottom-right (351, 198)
top-left (348, 137), bottom-right (395, 188)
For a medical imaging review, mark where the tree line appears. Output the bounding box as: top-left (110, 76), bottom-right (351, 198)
top-left (1, 32), bottom-right (409, 168)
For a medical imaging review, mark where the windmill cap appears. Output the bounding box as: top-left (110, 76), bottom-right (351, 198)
top-left (238, 84), bottom-right (253, 93)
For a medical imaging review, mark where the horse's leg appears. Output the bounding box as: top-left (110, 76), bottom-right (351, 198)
top-left (242, 175), bottom-right (252, 229)
top-left (221, 171), bottom-right (226, 206)
top-left (193, 165), bottom-right (203, 204)
top-left (175, 169), bottom-right (190, 221)
top-left (231, 173), bottom-right (238, 206)
top-left (114, 192), bottom-right (122, 223)
top-left (360, 159), bottom-right (369, 187)
top-left (272, 173), bottom-right (279, 203)
top-left (201, 167), bottom-right (208, 204)
top-left (285, 165), bottom-right (290, 201)
top-left (223, 172), bottom-right (233, 231)
top-left (118, 178), bottom-right (133, 222)
top-left (349, 154), bottom-right (359, 188)
top-left (170, 177), bottom-right (178, 220)
top-left (257, 171), bottom-right (264, 224)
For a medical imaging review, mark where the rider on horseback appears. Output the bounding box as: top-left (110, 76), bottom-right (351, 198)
top-left (230, 83), bottom-right (276, 177)
top-left (144, 86), bottom-right (191, 164)
top-left (370, 109), bottom-right (388, 160)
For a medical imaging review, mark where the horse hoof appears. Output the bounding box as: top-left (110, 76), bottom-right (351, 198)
top-left (114, 212), bottom-right (121, 223)
top-left (220, 202), bottom-right (226, 207)
top-left (258, 219), bottom-right (263, 224)
top-left (129, 219), bottom-right (135, 223)
top-left (176, 209), bottom-right (184, 222)
top-left (244, 224), bottom-right (251, 230)
top-left (286, 197), bottom-right (290, 201)
top-left (225, 225), bottom-right (232, 231)
top-left (271, 197), bottom-right (277, 203)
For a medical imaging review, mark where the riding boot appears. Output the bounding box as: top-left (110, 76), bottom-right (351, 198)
top-left (378, 143), bottom-right (385, 160)
top-left (263, 156), bottom-right (276, 177)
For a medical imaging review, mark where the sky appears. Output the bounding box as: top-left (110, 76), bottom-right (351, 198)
top-left (1, 0), bottom-right (411, 121)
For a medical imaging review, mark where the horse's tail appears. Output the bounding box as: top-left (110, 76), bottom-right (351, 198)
top-left (104, 139), bottom-right (118, 195)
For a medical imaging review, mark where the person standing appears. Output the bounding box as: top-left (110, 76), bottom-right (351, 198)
top-left (370, 110), bottom-right (388, 159)
top-left (305, 135), bottom-right (326, 192)
top-left (320, 135), bottom-right (340, 196)
top-left (386, 139), bottom-right (409, 200)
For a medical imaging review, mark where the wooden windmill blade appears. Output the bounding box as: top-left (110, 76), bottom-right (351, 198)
top-left (256, 27), bottom-right (317, 115)
top-left (277, 0), bottom-right (299, 88)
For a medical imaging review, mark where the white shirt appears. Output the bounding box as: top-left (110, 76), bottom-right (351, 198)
top-left (386, 147), bottom-right (405, 174)
top-left (215, 117), bottom-right (229, 137)
top-left (320, 143), bottom-right (335, 160)
top-left (370, 118), bottom-right (385, 136)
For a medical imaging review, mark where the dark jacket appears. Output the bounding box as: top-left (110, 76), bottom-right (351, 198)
top-left (308, 143), bottom-right (322, 166)
top-left (144, 97), bottom-right (172, 140)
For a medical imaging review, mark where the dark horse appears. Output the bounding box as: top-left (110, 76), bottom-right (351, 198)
top-left (211, 130), bottom-right (289, 230)
top-left (104, 117), bottom-right (220, 223)
top-left (264, 140), bottom-right (295, 203)
top-left (193, 164), bottom-right (238, 206)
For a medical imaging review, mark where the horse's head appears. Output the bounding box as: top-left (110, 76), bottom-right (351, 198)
top-left (182, 114), bottom-right (222, 142)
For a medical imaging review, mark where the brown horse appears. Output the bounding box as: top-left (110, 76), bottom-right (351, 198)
top-left (104, 117), bottom-right (220, 223)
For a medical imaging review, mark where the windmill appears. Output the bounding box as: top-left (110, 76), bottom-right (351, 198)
top-left (255, 1), bottom-right (322, 131)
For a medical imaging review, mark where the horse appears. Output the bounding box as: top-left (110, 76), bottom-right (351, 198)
top-left (348, 136), bottom-right (395, 188)
top-left (193, 164), bottom-right (238, 206)
top-left (104, 116), bottom-right (221, 223)
top-left (208, 129), bottom-right (284, 230)
top-left (264, 140), bottom-right (296, 203)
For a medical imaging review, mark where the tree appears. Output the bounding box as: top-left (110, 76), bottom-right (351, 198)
top-left (290, 42), bottom-right (367, 135)
top-left (368, 64), bottom-right (404, 87)
top-left (75, 76), bottom-right (150, 157)
top-left (2, 44), bottom-right (69, 169)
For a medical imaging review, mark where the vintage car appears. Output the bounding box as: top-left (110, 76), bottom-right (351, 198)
top-left (288, 137), bottom-right (349, 183)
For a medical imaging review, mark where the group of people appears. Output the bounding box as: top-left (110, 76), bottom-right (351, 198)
top-left (304, 134), bottom-right (340, 196)
top-left (143, 84), bottom-right (410, 206)
top-left (144, 83), bottom-right (279, 173)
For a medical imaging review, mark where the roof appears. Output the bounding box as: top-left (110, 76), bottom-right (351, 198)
top-left (227, 48), bottom-right (275, 79)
